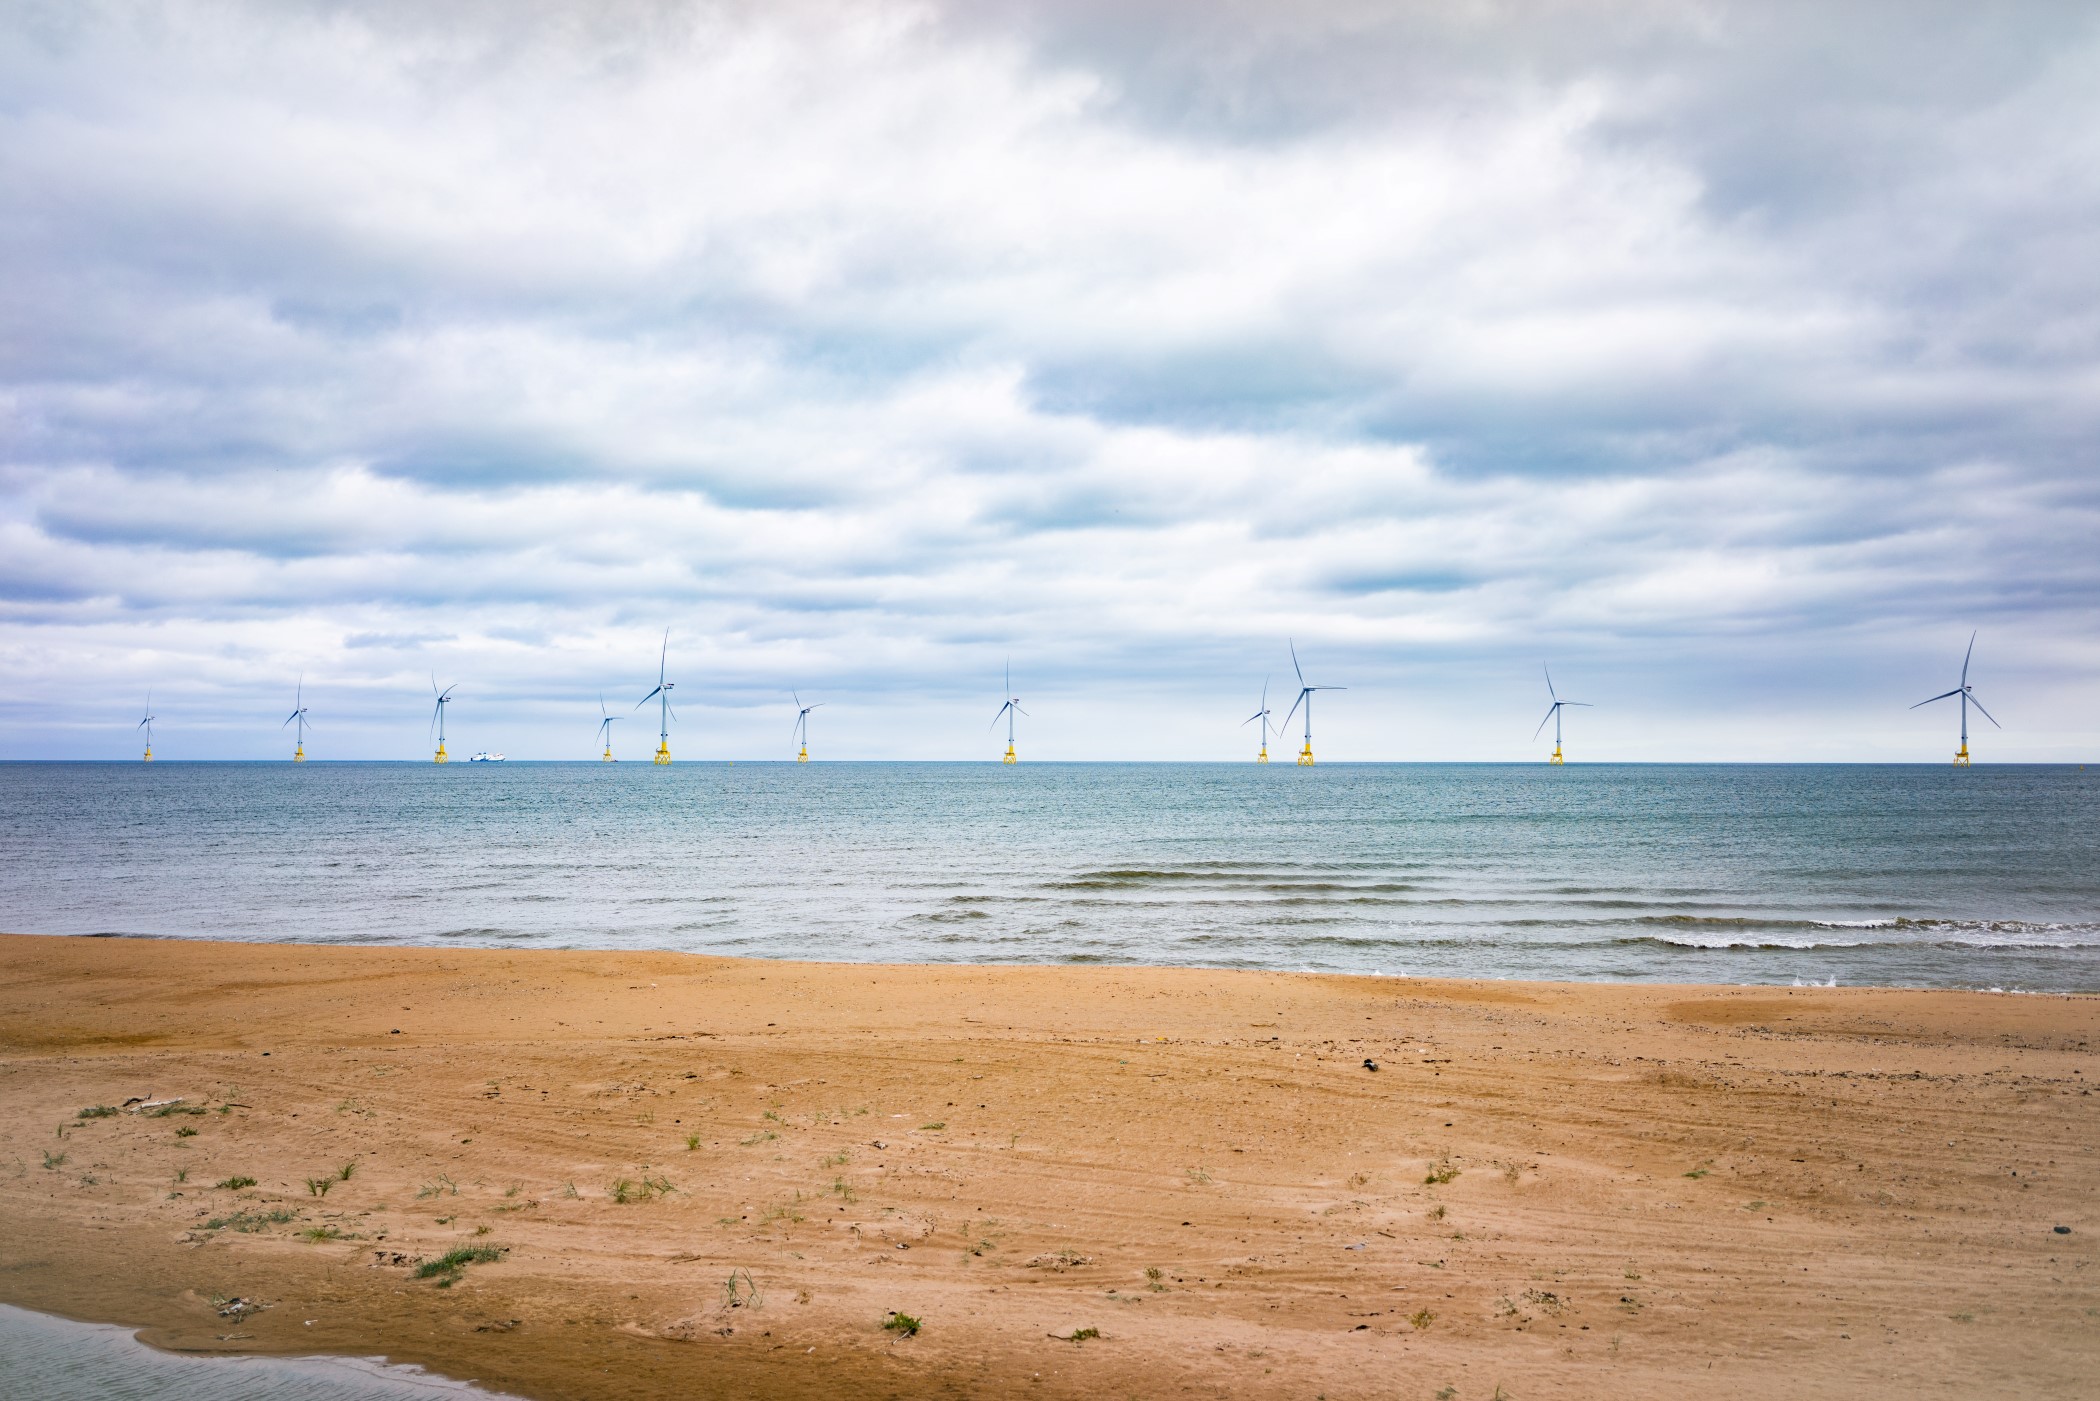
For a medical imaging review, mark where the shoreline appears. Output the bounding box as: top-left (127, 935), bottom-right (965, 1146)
top-left (1, 932), bottom-right (2093, 1398)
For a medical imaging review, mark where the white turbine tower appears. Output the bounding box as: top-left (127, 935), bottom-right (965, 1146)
top-left (636, 631), bottom-right (676, 765)
top-left (1534, 666), bottom-right (1592, 765)
top-left (1911, 631), bottom-right (1999, 766)
top-left (430, 677), bottom-right (457, 764)
top-left (138, 691), bottom-right (155, 763)
top-left (1242, 676), bottom-right (1275, 764)
top-left (1280, 641), bottom-right (1343, 766)
top-left (792, 691), bottom-right (823, 763)
top-left (991, 662), bottom-right (1026, 764)
top-left (283, 677), bottom-right (312, 762)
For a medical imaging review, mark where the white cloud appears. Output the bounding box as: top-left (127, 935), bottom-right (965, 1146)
top-left (1, 1), bottom-right (2096, 759)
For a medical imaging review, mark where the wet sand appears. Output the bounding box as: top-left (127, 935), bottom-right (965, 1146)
top-left (0, 932), bottom-right (2093, 1399)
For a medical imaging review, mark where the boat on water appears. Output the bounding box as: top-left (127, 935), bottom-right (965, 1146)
top-left (468, 751), bottom-right (506, 762)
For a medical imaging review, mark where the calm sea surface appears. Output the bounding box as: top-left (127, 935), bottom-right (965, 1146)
top-left (1, 762), bottom-right (2095, 991)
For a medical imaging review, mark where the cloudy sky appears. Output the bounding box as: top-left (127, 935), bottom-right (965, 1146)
top-left (2, 0), bottom-right (2096, 760)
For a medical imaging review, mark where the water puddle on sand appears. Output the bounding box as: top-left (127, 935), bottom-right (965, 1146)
top-left (0, 1303), bottom-right (518, 1400)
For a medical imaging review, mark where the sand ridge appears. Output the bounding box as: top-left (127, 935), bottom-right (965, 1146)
top-left (0, 933), bottom-right (2093, 1399)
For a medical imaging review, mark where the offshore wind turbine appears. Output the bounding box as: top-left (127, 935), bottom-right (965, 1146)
top-left (430, 677), bottom-right (457, 764)
top-left (636, 631), bottom-right (675, 765)
top-left (1280, 641), bottom-right (1343, 766)
top-left (792, 691), bottom-right (823, 763)
top-left (1911, 630), bottom-right (1999, 766)
top-left (1534, 666), bottom-right (1591, 765)
top-left (1242, 675), bottom-right (1275, 763)
top-left (283, 676), bottom-right (312, 762)
top-left (595, 694), bottom-right (619, 762)
top-left (138, 690), bottom-right (155, 763)
top-left (991, 662), bottom-right (1025, 764)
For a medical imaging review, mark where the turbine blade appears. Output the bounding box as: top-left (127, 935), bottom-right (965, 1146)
top-left (1962, 630), bottom-right (1976, 686)
top-left (1283, 692), bottom-right (1305, 727)
top-left (1533, 703), bottom-right (1558, 739)
top-left (1544, 663), bottom-right (1557, 702)
top-left (1909, 689), bottom-right (1962, 709)
top-left (1969, 694), bottom-right (2002, 728)
top-left (1290, 640), bottom-right (1305, 689)
top-left (636, 685), bottom-right (663, 710)
top-left (990, 702), bottom-right (1010, 729)
top-left (1564, 701), bottom-right (1593, 708)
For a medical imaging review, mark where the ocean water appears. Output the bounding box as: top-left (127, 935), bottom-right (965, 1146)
top-left (0, 762), bottom-right (2095, 991)
top-left (0, 1303), bottom-right (514, 1400)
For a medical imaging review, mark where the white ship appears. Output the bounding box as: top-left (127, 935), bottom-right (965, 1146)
top-left (468, 751), bottom-right (506, 762)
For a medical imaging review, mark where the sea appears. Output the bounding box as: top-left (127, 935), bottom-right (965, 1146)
top-left (2, 761), bottom-right (2095, 992)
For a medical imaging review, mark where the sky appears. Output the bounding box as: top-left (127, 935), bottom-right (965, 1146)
top-left (1, 0), bottom-right (2096, 761)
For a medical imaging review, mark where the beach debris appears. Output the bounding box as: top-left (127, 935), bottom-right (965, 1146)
top-left (124, 1095), bottom-right (186, 1113)
top-left (870, 1140), bottom-right (887, 1149)
top-left (2054, 1225), bottom-right (2072, 1234)
top-left (1049, 1326), bottom-right (1102, 1343)
top-left (475, 1318), bottom-right (522, 1333)
top-left (1026, 1250), bottom-right (1092, 1271)
top-left (1345, 1242), bottom-right (1367, 1250)
top-left (1363, 1059), bottom-right (1379, 1071)
top-left (215, 1296), bottom-right (266, 1319)
top-left (370, 1250), bottom-right (419, 1268)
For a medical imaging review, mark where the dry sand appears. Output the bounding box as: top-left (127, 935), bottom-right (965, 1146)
top-left (0, 932), bottom-right (2093, 1399)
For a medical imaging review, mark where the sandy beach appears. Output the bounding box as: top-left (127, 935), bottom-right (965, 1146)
top-left (0, 933), bottom-right (2092, 1399)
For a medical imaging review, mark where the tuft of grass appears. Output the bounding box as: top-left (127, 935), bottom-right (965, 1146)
top-left (151, 1104), bottom-right (205, 1118)
top-left (176, 1126), bottom-right (199, 1138)
top-left (302, 1225), bottom-right (348, 1243)
top-left (1409, 1309), bottom-right (1437, 1330)
top-left (1425, 1163), bottom-right (1460, 1185)
top-left (1059, 1326), bottom-right (1101, 1343)
top-left (882, 1310), bottom-right (921, 1337)
top-left (1683, 1167), bottom-right (1710, 1179)
top-left (1428, 1204), bottom-right (1447, 1220)
top-left (416, 1174), bottom-right (459, 1199)
top-left (686, 1133), bottom-right (702, 1151)
top-left (561, 1181), bottom-right (580, 1199)
top-left (306, 1177), bottom-right (333, 1197)
top-left (722, 1268), bottom-right (763, 1309)
top-left (414, 1245), bottom-right (505, 1287)
top-left (1185, 1166), bottom-right (1213, 1185)
top-left (173, 1167), bottom-right (188, 1183)
top-left (610, 1178), bottom-right (636, 1204)
top-left (215, 1175), bottom-right (257, 1190)
top-left (820, 1150), bottom-right (851, 1168)
top-left (77, 1105), bottom-right (119, 1119)
top-left (920, 1122), bottom-right (946, 1132)
top-left (336, 1160), bottom-right (358, 1181)
top-left (204, 1208), bottom-right (296, 1233)
top-left (1145, 1266), bottom-right (1165, 1293)
top-left (42, 1151), bottom-right (68, 1170)
top-left (831, 1177), bottom-right (857, 1203)
top-left (740, 1131), bottom-right (778, 1146)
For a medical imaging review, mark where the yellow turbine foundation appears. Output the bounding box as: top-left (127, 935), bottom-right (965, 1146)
top-left (1256, 746), bottom-right (1268, 764)
top-left (293, 745), bottom-right (305, 763)
top-left (1954, 744), bottom-right (1970, 767)
top-left (797, 747), bottom-right (808, 763)
top-left (601, 746), bottom-right (614, 762)
top-left (433, 742), bottom-right (448, 764)
top-left (1297, 742), bottom-right (1314, 766)
top-left (654, 742), bottom-right (672, 765)
top-left (142, 747), bottom-right (152, 763)
top-left (1549, 744), bottom-right (1564, 765)
top-left (1003, 744), bottom-right (1017, 764)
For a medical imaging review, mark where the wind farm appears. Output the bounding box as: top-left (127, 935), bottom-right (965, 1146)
top-left (1534, 666), bottom-right (1591, 765)
top-left (1912, 631), bottom-right (2001, 766)
top-left (596, 695), bottom-right (619, 761)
